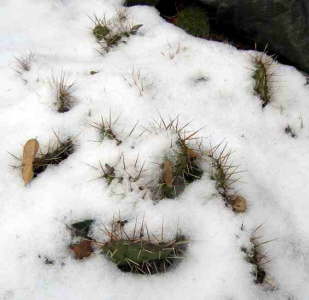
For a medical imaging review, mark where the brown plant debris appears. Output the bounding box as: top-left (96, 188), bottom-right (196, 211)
top-left (22, 139), bottom-right (40, 184)
top-left (70, 239), bottom-right (94, 260)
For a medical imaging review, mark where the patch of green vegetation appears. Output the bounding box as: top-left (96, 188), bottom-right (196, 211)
top-left (91, 12), bottom-right (143, 53)
top-left (175, 6), bottom-right (210, 38)
top-left (102, 231), bottom-right (187, 274)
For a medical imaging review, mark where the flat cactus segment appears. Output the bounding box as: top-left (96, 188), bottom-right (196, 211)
top-left (101, 235), bottom-right (187, 274)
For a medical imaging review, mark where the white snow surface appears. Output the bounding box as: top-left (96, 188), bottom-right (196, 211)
top-left (1, 1), bottom-right (309, 299)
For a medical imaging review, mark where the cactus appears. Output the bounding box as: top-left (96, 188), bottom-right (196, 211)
top-left (33, 137), bottom-right (74, 176)
top-left (91, 13), bottom-right (143, 54)
top-left (252, 53), bottom-right (275, 108)
top-left (101, 223), bottom-right (187, 274)
top-left (158, 139), bottom-right (203, 199)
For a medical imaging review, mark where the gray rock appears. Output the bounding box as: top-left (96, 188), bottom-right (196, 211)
top-left (199, 0), bottom-right (309, 74)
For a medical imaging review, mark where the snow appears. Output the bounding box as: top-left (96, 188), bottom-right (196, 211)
top-left (1, 0), bottom-right (309, 299)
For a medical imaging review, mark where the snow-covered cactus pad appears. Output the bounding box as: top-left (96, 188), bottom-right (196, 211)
top-left (102, 235), bottom-right (187, 274)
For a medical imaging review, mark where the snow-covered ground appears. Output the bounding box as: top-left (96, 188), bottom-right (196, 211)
top-left (1, 0), bottom-right (309, 299)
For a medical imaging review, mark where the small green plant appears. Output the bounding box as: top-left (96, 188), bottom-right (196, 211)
top-left (101, 221), bottom-right (188, 274)
top-left (32, 136), bottom-right (74, 176)
top-left (91, 114), bottom-right (122, 145)
top-left (252, 53), bottom-right (276, 108)
top-left (91, 11), bottom-right (142, 53)
top-left (52, 73), bottom-right (75, 113)
top-left (175, 6), bottom-right (210, 38)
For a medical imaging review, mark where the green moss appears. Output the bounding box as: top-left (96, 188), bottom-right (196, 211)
top-left (175, 6), bottom-right (210, 38)
top-left (124, 0), bottom-right (159, 7)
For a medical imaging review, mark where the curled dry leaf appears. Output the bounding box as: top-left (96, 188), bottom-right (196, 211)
top-left (69, 239), bottom-right (93, 260)
top-left (163, 160), bottom-right (173, 186)
top-left (232, 195), bottom-right (247, 213)
top-left (22, 139), bottom-right (39, 184)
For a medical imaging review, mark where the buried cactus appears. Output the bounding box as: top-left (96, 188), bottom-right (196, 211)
top-left (101, 221), bottom-right (188, 274)
top-left (252, 53), bottom-right (275, 108)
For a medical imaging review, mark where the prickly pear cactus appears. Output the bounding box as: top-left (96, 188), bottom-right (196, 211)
top-left (102, 235), bottom-right (187, 274)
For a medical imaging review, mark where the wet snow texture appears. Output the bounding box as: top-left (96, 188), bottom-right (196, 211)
top-left (1, 0), bottom-right (309, 299)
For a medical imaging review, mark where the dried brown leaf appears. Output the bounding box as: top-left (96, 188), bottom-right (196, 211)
top-left (232, 195), bottom-right (247, 213)
top-left (22, 139), bottom-right (39, 184)
top-left (70, 239), bottom-right (93, 260)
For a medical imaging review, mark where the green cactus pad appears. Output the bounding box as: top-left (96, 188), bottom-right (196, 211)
top-left (102, 236), bottom-right (187, 274)
top-left (253, 60), bottom-right (271, 107)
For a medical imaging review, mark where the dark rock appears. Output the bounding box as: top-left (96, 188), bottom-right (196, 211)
top-left (199, 0), bottom-right (309, 73)
top-left (124, 0), bottom-right (159, 6)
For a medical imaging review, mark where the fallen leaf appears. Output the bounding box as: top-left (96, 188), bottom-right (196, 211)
top-left (70, 240), bottom-right (93, 260)
top-left (22, 139), bottom-right (39, 184)
top-left (232, 195), bottom-right (247, 213)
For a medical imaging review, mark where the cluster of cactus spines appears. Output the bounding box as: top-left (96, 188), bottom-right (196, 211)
top-left (91, 10), bottom-right (142, 54)
top-left (252, 53), bottom-right (276, 108)
top-left (148, 117), bottom-right (204, 200)
top-left (101, 220), bottom-right (188, 274)
top-left (32, 135), bottom-right (74, 176)
top-left (91, 15), bottom-right (111, 42)
top-left (52, 72), bottom-right (75, 113)
top-left (205, 143), bottom-right (244, 210)
top-left (91, 114), bottom-right (122, 145)
top-left (99, 162), bottom-right (121, 186)
top-left (241, 225), bottom-right (275, 285)
top-left (157, 140), bottom-right (203, 199)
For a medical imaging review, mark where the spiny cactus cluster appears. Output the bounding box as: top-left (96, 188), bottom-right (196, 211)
top-left (32, 137), bottom-right (74, 176)
top-left (158, 137), bottom-right (203, 199)
top-left (252, 53), bottom-right (276, 108)
top-left (101, 222), bottom-right (188, 274)
top-left (90, 11), bottom-right (142, 53)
